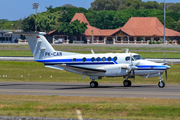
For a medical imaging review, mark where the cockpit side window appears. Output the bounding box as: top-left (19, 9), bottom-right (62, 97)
top-left (133, 55), bottom-right (143, 60)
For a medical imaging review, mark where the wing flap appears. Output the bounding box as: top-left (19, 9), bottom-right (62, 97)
top-left (57, 64), bottom-right (106, 73)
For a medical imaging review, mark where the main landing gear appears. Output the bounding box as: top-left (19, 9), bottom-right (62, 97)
top-left (123, 76), bottom-right (132, 87)
top-left (123, 80), bottom-right (132, 87)
top-left (90, 79), bottom-right (98, 88)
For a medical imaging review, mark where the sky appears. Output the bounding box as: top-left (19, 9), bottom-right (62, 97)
top-left (0, 0), bottom-right (179, 21)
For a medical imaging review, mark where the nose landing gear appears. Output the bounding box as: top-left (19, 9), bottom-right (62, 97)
top-left (158, 81), bottom-right (165, 88)
top-left (158, 73), bottom-right (165, 88)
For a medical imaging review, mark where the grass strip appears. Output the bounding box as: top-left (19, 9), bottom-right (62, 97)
top-left (1, 44), bottom-right (180, 51)
top-left (0, 61), bottom-right (179, 84)
top-left (0, 95), bottom-right (179, 119)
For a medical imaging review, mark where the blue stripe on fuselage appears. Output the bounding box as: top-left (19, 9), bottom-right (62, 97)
top-left (36, 58), bottom-right (117, 64)
top-left (36, 59), bottom-right (166, 70)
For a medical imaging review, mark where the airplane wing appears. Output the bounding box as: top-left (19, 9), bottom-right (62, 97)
top-left (45, 64), bottom-right (106, 75)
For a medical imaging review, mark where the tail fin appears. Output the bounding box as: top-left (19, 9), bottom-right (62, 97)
top-left (25, 33), bottom-right (55, 60)
top-left (8, 32), bottom-right (80, 60)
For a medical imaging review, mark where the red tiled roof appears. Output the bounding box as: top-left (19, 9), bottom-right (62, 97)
top-left (48, 14), bottom-right (180, 37)
top-left (48, 30), bottom-right (56, 35)
top-left (70, 13), bottom-right (120, 36)
top-left (71, 13), bottom-right (90, 25)
top-left (121, 17), bottom-right (180, 37)
top-left (100, 28), bottom-right (121, 36)
top-left (84, 25), bottom-right (101, 36)
top-left (84, 26), bottom-right (121, 36)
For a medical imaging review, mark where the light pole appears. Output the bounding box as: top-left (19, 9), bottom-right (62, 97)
top-left (164, 0), bottom-right (166, 45)
top-left (32, 3), bottom-right (39, 32)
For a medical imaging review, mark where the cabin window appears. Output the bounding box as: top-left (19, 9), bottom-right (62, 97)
top-left (91, 57), bottom-right (95, 62)
top-left (102, 57), bottom-right (106, 61)
top-left (82, 57), bottom-right (86, 62)
top-left (73, 58), bottom-right (76, 62)
top-left (125, 57), bottom-right (130, 61)
top-left (96, 57), bottom-right (100, 62)
top-left (125, 57), bottom-right (134, 61)
top-left (113, 56), bottom-right (118, 61)
top-left (107, 57), bottom-right (111, 61)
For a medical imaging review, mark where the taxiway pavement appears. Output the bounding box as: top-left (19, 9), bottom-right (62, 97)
top-left (0, 82), bottom-right (179, 99)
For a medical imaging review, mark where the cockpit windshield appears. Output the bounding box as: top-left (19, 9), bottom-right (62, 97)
top-left (133, 55), bottom-right (144, 60)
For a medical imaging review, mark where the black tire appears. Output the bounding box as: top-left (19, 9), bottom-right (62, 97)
top-left (94, 81), bottom-right (98, 88)
top-left (158, 81), bottom-right (165, 88)
top-left (123, 80), bottom-right (129, 87)
top-left (128, 80), bottom-right (132, 87)
top-left (90, 81), bottom-right (98, 88)
top-left (123, 80), bottom-right (132, 87)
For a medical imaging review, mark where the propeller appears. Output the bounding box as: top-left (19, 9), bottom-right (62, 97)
top-left (129, 54), bottom-right (137, 82)
top-left (133, 70), bottom-right (135, 82)
top-left (163, 53), bottom-right (165, 63)
top-left (165, 70), bottom-right (167, 81)
top-left (163, 53), bottom-right (168, 81)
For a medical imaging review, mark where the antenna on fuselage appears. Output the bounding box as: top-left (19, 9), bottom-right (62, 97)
top-left (91, 49), bottom-right (95, 54)
top-left (125, 49), bottom-right (129, 53)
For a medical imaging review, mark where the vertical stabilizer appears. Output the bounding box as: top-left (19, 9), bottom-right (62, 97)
top-left (8, 32), bottom-right (80, 60)
top-left (25, 33), bottom-right (55, 60)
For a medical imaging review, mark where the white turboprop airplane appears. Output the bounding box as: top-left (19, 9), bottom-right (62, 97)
top-left (9, 32), bottom-right (171, 88)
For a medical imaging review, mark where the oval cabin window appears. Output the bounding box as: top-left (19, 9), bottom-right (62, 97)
top-left (82, 57), bottom-right (86, 62)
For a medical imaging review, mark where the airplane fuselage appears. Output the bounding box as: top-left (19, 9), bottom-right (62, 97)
top-left (36, 53), bottom-right (168, 78)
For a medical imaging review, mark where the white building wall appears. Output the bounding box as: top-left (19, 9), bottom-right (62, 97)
top-left (0, 34), bottom-right (21, 43)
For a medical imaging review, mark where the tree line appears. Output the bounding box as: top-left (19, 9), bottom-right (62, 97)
top-left (0, 0), bottom-right (180, 35)
top-left (90, 0), bottom-right (180, 12)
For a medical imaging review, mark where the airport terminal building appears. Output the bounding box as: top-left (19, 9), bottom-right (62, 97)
top-left (47, 13), bottom-right (180, 45)
top-left (0, 30), bottom-right (22, 43)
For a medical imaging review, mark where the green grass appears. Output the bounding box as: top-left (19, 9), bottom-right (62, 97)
top-left (1, 44), bottom-right (180, 58)
top-left (0, 50), bottom-right (32, 56)
top-left (0, 61), bottom-right (179, 84)
top-left (0, 95), bottom-right (179, 119)
top-left (1, 44), bottom-right (180, 51)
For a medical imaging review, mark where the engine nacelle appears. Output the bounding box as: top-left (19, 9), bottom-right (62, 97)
top-left (98, 64), bottom-right (128, 77)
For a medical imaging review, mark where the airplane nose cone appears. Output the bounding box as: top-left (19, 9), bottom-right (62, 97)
top-left (165, 65), bottom-right (171, 69)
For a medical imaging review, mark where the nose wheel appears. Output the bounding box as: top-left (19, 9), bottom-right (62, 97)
top-left (158, 72), bottom-right (165, 88)
top-left (158, 81), bottom-right (165, 88)
top-left (90, 81), bottom-right (98, 88)
top-left (123, 80), bottom-right (131, 87)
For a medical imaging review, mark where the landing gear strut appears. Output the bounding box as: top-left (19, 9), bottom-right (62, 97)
top-left (158, 73), bottom-right (165, 88)
top-left (90, 80), bottom-right (98, 88)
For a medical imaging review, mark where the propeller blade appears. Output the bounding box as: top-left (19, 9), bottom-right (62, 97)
top-left (130, 53), bottom-right (132, 66)
top-left (163, 53), bottom-right (165, 63)
top-left (133, 70), bottom-right (135, 82)
top-left (165, 70), bottom-right (167, 81)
